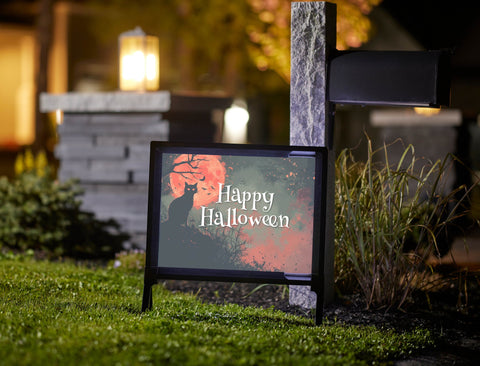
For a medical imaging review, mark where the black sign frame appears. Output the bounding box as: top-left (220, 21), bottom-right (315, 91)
top-left (141, 142), bottom-right (328, 324)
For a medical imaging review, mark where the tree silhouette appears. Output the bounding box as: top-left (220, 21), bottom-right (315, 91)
top-left (163, 154), bottom-right (207, 183)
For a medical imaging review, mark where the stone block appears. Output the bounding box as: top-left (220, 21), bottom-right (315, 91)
top-left (58, 135), bottom-right (94, 146)
top-left (81, 191), bottom-right (148, 214)
top-left (59, 115), bottom-right (168, 138)
top-left (289, 285), bottom-right (317, 309)
top-left (56, 145), bottom-right (126, 160)
top-left (58, 168), bottom-right (90, 181)
top-left (86, 169), bottom-right (129, 183)
top-left (57, 122), bottom-right (92, 136)
top-left (58, 159), bottom-right (89, 172)
top-left (89, 160), bottom-right (127, 172)
top-left (85, 122), bottom-right (169, 136)
top-left (96, 136), bottom-right (154, 146)
top-left (380, 126), bottom-right (457, 160)
top-left (79, 183), bottom-right (148, 194)
top-left (55, 141), bottom-right (94, 159)
top-left (124, 217), bottom-right (148, 233)
top-left (378, 125), bottom-right (457, 195)
top-left (89, 158), bottom-right (149, 173)
top-left (39, 91), bottom-right (170, 113)
top-left (60, 168), bottom-right (128, 183)
top-left (140, 122), bottom-right (169, 136)
top-left (125, 155), bottom-right (150, 169)
top-left (90, 113), bottom-right (163, 124)
top-left (128, 144), bottom-right (150, 158)
top-left (127, 144), bottom-right (151, 168)
top-left (131, 170), bottom-right (150, 184)
top-left (62, 114), bottom-right (90, 124)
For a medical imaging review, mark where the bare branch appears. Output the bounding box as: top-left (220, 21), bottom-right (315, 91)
top-left (165, 154), bottom-right (207, 181)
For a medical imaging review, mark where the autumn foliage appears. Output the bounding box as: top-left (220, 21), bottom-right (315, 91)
top-left (92, 0), bottom-right (382, 91)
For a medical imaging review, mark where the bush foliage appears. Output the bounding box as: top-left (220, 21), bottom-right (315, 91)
top-left (0, 172), bottom-right (129, 259)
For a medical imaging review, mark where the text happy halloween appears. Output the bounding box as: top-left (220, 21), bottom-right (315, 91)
top-left (199, 183), bottom-right (290, 228)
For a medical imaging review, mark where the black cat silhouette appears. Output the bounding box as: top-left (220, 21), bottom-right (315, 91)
top-left (167, 182), bottom-right (197, 226)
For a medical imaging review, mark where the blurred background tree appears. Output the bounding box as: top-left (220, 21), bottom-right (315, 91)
top-left (86, 0), bottom-right (381, 144)
top-left (89, 0), bottom-right (382, 95)
top-left (247, 0), bottom-right (382, 83)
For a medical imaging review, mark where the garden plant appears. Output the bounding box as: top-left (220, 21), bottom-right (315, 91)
top-left (334, 137), bottom-right (471, 310)
top-left (0, 150), bottom-right (129, 259)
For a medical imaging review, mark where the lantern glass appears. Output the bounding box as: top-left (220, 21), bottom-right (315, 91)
top-left (119, 27), bottom-right (159, 91)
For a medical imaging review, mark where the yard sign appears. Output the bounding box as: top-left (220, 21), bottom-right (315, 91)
top-left (142, 142), bottom-right (328, 324)
top-left (142, 1), bottom-right (451, 325)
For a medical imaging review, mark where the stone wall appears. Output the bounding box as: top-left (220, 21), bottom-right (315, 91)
top-left (370, 108), bottom-right (463, 197)
top-left (56, 112), bottom-right (169, 248)
top-left (40, 92), bottom-right (231, 250)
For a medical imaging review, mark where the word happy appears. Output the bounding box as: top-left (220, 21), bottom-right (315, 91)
top-left (200, 183), bottom-right (290, 228)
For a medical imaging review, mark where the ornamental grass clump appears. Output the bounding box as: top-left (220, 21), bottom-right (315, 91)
top-left (335, 138), bottom-right (469, 310)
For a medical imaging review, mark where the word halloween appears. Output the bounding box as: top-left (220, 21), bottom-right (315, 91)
top-left (200, 183), bottom-right (290, 228)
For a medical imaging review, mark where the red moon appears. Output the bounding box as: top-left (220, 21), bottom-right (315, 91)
top-left (169, 154), bottom-right (226, 208)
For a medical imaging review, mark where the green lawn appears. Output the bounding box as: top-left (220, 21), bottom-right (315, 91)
top-left (0, 255), bottom-right (434, 365)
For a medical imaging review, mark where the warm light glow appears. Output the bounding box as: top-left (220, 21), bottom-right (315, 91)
top-left (225, 106), bottom-right (249, 128)
top-left (0, 27), bottom-right (35, 147)
top-left (55, 109), bottom-right (64, 125)
top-left (119, 27), bottom-right (159, 91)
top-left (414, 107), bottom-right (441, 116)
top-left (146, 54), bottom-right (157, 80)
top-left (223, 102), bottom-right (250, 144)
top-left (121, 51), bottom-right (145, 82)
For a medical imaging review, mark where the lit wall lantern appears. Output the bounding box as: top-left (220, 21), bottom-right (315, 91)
top-left (119, 26), bottom-right (159, 91)
top-left (223, 100), bottom-right (250, 144)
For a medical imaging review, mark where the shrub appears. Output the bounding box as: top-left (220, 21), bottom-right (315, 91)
top-left (0, 172), bottom-right (129, 259)
top-left (334, 137), bottom-right (470, 310)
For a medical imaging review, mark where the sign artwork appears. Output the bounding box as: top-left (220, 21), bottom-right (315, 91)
top-left (158, 151), bottom-right (316, 274)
